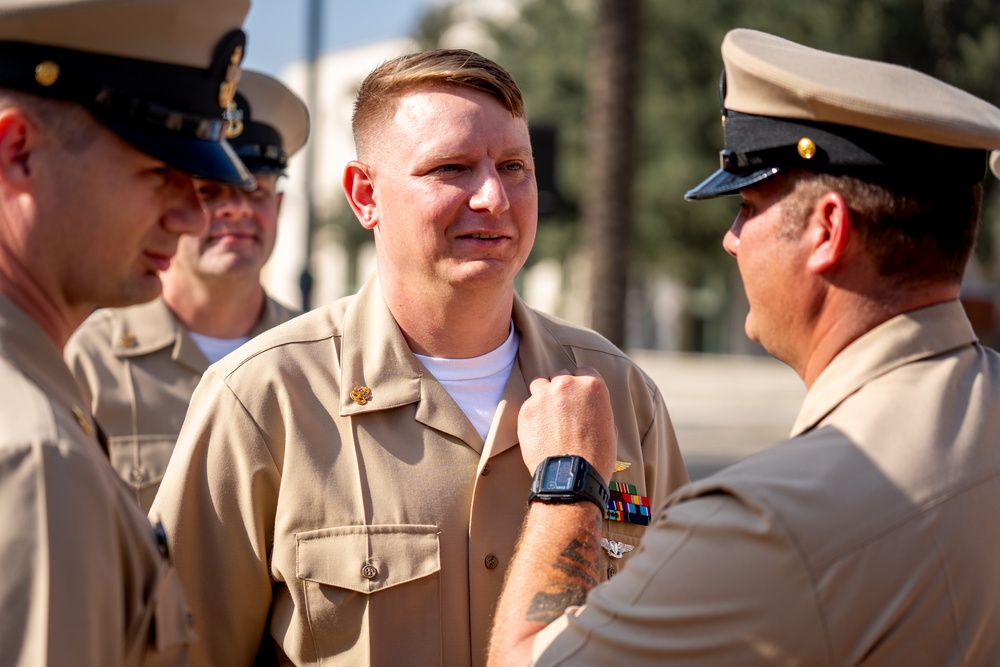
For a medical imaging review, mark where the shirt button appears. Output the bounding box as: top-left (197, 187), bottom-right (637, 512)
top-left (481, 464), bottom-right (490, 476)
top-left (607, 567), bottom-right (617, 578)
top-left (361, 564), bottom-right (378, 580)
top-left (484, 554), bottom-right (499, 570)
top-left (130, 468), bottom-right (145, 483)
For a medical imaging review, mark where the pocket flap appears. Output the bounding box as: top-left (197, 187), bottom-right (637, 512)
top-left (296, 524), bottom-right (440, 594)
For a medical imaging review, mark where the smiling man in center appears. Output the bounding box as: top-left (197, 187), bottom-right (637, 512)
top-left (151, 49), bottom-right (688, 666)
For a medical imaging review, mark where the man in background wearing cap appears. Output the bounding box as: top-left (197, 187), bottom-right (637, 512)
top-left (488, 28), bottom-right (1000, 665)
top-left (149, 48), bottom-right (688, 666)
top-left (65, 70), bottom-right (308, 512)
top-left (0, 0), bottom-right (251, 664)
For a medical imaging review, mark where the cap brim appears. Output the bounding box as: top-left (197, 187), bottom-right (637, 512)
top-left (106, 119), bottom-right (255, 189)
top-left (684, 166), bottom-right (781, 201)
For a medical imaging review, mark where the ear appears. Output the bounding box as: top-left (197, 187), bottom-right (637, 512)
top-left (342, 160), bottom-right (379, 230)
top-left (805, 191), bottom-right (851, 274)
top-left (0, 108), bottom-right (35, 186)
top-left (275, 190), bottom-right (285, 215)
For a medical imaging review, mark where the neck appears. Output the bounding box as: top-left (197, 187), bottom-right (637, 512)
top-left (0, 249), bottom-right (89, 351)
top-left (799, 282), bottom-right (960, 388)
top-left (161, 272), bottom-right (265, 338)
top-left (381, 277), bottom-right (515, 358)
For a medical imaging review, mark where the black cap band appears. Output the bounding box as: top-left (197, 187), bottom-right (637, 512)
top-left (223, 89), bottom-right (288, 175)
top-left (723, 111), bottom-right (987, 183)
top-left (686, 109), bottom-right (987, 200)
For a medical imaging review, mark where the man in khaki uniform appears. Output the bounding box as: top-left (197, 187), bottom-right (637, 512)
top-left (489, 29), bottom-right (1000, 666)
top-left (65, 70), bottom-right (308, 511)
top-left (0, 0), bottom-right (251, 664)
top-left (150, 49), bottom-right (689, 666)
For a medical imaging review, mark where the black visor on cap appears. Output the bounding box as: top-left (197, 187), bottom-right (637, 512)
top-left (105, 118), bottom-right (253, 187)
top-left (685, 165), bottom-right (779, 201)
top-left (0, 32), bottom-right (253, 187)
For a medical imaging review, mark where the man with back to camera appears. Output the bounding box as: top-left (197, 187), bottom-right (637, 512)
top-left (150, 48), bottom-right (690, 665)
top-left (0, 0), bottom-right (252, 664)
top-left (488, 29), bottom-right (1000, 665)
top-left (65, 70), bottom-right (308, 512)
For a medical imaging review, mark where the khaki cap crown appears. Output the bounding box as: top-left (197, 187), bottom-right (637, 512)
top-left (723, 28), bottom-right (1000, 150)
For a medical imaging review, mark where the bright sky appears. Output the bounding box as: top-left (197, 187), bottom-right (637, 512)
top-left (242, 0), bottom-right (434, 77)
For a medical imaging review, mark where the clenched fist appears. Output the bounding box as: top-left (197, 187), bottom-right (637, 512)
top-left (517, 366), bottom-right (618, 481)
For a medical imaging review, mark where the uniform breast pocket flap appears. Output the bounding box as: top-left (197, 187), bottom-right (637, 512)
top-left (296, 524), bottom-right (441, 594)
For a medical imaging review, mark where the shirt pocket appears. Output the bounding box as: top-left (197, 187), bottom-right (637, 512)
top-left (296, 524), bottom-right (442, 664)
top-left (108, 434), bottom-right (175, 511)
top-left (599, 523), bottom-right (647, 581)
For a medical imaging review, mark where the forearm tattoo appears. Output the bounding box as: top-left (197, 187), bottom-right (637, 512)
top-left (524, 512), bottom-right (603, 624)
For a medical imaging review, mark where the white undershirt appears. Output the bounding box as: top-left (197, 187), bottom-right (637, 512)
top-left (415, 322), bottom-right (519, 441)
top-left (189, 332), bottom-right (251, 364)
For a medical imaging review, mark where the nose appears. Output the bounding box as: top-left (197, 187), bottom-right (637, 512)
top-left (163, 172), bottom-right (209, 237)
top-left (722, 228), bottom-right (739, 257)
top-left (469, 167), bottom-right (510, 215)
top-left (722, 209), bottom-right (746, 257)
top-left (212, 187), bottom-right (254, 221)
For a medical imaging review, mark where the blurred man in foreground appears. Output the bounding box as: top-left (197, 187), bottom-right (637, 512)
top-left (151, 48), bottom-right (688, 665)
top-left (66, 70), bottom-right (308, 511)
top-left (489, 28), bottom-right (1000, 666)
top-left (0, 0), bottom-right (251, 663)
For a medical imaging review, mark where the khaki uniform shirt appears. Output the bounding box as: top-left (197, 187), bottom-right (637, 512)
top-left (532, 300), bottom-right (1000, 666)
top-left (151, 275), bottom-right (689, 666)
top-left (64, 295), bottom-right (299, 511)
top-left (0, 296), bottom-right (193, 666)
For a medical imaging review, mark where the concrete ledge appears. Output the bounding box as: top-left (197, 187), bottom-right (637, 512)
top-left (629, 351), bottom-right (805, 479)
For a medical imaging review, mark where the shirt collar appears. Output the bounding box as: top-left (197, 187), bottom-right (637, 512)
top-left (792, 300), bottom-right (977, 435)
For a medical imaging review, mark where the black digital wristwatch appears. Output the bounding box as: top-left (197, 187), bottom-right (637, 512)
top-left (528, 455), bottom-right (609, 511)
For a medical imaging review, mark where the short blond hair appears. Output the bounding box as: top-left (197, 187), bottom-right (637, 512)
top-left (351, 49), bottom-right (525, 161)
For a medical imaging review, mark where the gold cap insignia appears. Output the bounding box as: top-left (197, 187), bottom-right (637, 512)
top-left (797, 137), bottom-right (817, 160)
top-left (218, 45), bottom-right (243, 109)
top-left (118, 332), bottom-right (138, 348)
top-left (72, 405), bottom-right (93, 435)
top-left (613, 461), bottom-right (632, 473)
top-left (350, 386), bottom-right (372, 405)
top-left (35, 61), bottom-right (60, 87)
top-left (224, 101), bottom-right (244, 138)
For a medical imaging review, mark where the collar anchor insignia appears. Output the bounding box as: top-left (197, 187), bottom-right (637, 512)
top-left (350, 385), bottom-right (372, 405)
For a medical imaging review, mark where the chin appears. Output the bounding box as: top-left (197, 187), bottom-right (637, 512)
top-left (116, 274), bottom-right (164, 308)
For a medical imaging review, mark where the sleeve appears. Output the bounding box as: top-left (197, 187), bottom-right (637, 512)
top-left (531, 493), bottom-right (829, 666)
top-left (0, 442), bottom-right (125, 666)
top-left (150, 370), bottom-right (280, 667)
top-left (642, 387), bottom-right (689, 510)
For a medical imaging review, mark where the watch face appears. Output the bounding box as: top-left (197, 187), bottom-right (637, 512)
top-left (542, 456), bottom-right (575, 491)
